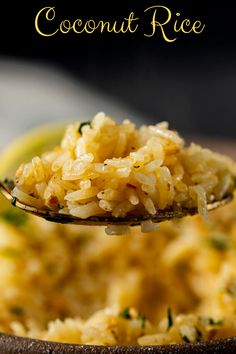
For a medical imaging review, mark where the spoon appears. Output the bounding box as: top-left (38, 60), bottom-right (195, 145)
top-left (0, 180), bottom-right (233, 226)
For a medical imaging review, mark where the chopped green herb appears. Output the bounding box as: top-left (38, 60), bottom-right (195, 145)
top-left (180, 331), bottom-right (191, 343)
top-left (199, 316), bottom-right (223, 326)
top-left (11, 197), bottom-right (17, 206)
top-left (74, 233), bottom-right (92, 246)
top-left (195, 327), bottom-right (203, 342)
top-left (139, 315), bottom-right (146, 329)
top-left (1, 209), bottom-right (28, 226)
top-left (120, 307), bottom-right (131, 319)
top-left (207, 318), bottom-right (223, 326)
top-left (78, 121), bottom-right (91, 135)
top-left (206, 233), bottom-right (229, 251)
top-left (58, 204), bottom-right (64, 210)
top-left (180, 327), bottom-right (203, 343)
top-left (10, 306), bottom-right (24, 316)
top-left (167, 307), bottom-right (173, 330)
top-left (3, 178), bottom-right (15, 190)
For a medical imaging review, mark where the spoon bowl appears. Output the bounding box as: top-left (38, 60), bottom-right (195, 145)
top-left (0, 180), bottom-right (233, 226)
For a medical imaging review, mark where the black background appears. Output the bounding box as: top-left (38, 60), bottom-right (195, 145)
top-left (1, 0), bottom-right (235, 138)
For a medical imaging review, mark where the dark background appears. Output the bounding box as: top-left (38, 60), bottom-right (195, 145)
top-left (1, 0), bottom-right (235, 138)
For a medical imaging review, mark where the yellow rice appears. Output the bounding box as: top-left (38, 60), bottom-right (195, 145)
top-left (12, 113), bottom-right (235, 234)
top-left (1, 113), bottom-right (236, 346)
top-left (1, 197), bottom-right (236, 345)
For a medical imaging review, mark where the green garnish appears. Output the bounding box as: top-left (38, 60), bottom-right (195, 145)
top-left (139, 315), bottom-right (146, 329)
top-left (207, 318), bottom-right (223, 326)
top-left (167, 307), bottom-right (173, 330)
top-left (1, 209), bottom-right (28, 226)
top-left (10, 306), bottom-right (24, 316)
top-left (199, 316), bottom-right (223, 326)
top-left (179, 327), bottom-right (202, 343)
top-left (74, 233), bottom-right (92, 246)
top-left (11, 197), bottom-right (17, 206)
top-left (206, 233), bottom-right (229, 251)
top-left (78, 121), bottom-right (91, 135)
top-left (58, 204), bottom-right (64, 209)
top-left (120, 307), bottom-right (131, 319)
top-left (195, 327), bottom-right (203, 342)
top-left (180, 332), bottom-right (191, 343)
top-left (3, 178), bottom-right (14, 190)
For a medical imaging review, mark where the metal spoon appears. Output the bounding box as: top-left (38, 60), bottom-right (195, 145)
top-left (0, 180), bottom-right (233, 226)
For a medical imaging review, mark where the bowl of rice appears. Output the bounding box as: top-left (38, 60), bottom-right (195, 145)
top-left (0, 115), bottom-right (236, 353)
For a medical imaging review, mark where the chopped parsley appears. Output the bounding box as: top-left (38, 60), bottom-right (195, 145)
top-left (206, 233), bottom-right (229, 251)
top-left (180, 332), bottom-right (191, 343)
top-left (58, 204), bottom-right (64, 210)
top-left (120, 308), bottom-right (146, 328)
top-left (3, 178), bottom-right (15, 190)
top-left (1, 208), bottom-right (28, 226)
top-left (11, 197), bottom-right (17, 206)
top-left (195, 327), bottom-right (203, 342)
top-left (199, 316), bottom-right (223, 326)
top-left (179, 327), bottom-right (202, 343)
top-left (10, 306), bottom-right (24, 316)
top-left (167, 307), bottom-right (173, 330)
top-left (207, 318), bottom-right (223, 326)
top-left (78, 121), bottom-right (91, 135)
top-left (139, 315), bottom-right (146, 329)
top-left (120, 307), bottom-right (131, 319)
top-left (74, 233), bottom-right (92, 246)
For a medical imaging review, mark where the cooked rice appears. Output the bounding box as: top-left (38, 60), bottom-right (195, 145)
top-left (1, 198), bottom-right (236, 345)
top-left (2, 113), bottom-right (236, 346)
top-left (13, 113), bottom-right (235, 228)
